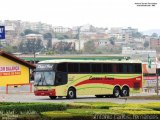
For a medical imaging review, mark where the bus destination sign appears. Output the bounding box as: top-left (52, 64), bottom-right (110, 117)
top-left (36, 64), bottom-right (54, 70)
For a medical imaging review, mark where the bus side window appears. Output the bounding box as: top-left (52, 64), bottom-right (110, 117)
top-left (80, 63), bottom-right (91, 73)
top-left (102, 64), bottom-right (112, 73)
top-left (57, 63), bottom-right (67, 72)
top-left (113, 64), bottom-right (117, 73)
top-left (123, 64), bottom-right (127, 73)
top-left (91, 63), bottom-right (102, 73)
top-left (127, 64), bottom-right (134, 73)
top-left (135, 64), bottom-right (142, 73)
top-left (68, 63), bottom-right (79, 73)
top-left (117, 64), bottom-right (123, 73)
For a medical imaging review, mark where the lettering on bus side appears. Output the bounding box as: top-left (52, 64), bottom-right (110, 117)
top-left (89, 76), bottom-right (114, 80)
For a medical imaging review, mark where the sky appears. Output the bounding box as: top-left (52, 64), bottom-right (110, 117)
top-left (0, 0), bottom-right (159, 31)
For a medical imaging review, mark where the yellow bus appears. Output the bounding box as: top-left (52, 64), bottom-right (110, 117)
top-left (34, 59), bottom-right (142, 99)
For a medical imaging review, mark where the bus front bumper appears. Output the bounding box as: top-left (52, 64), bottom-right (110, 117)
top-left (34, 89), bottom-right (56, 96)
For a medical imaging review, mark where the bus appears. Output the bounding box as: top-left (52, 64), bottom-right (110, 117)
top-left (34, 59), bottom-right (142, 99)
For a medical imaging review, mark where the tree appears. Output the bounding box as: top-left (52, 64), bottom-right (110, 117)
top-left (144, 41), bottom-right (149, 48)
top-left (57, 35), bottom-right (65, 40)
top-left (151, 33), bottom-right (158, 38)
top-left (43, 33), bottom-right (52, 40)
top-left (24, 29), bottom-right (34, 35)
top-left (20, 32), bottom-right (25, 36)
top-left (24, 29), bottom-right (39, 35)
top-left (19, 41), bottom-right (27, 53)
top-left (2, 45), bottom-right (16, 54)
top-left (47, 39), bottom-right (52, 49)
top-left (18, 39), bottom-right (44, 53)
top-left (43, 33), bottom-right (53, 49)
top-left (132, 32), bottom-right (143, 38)
top-left (63, 35), bottom-right (69, 39)
top-left (83, 41), bottom-right (96, 53)
top-left (109, 37), bottom-right (115, 45)
top-left (53, 41), bottom-right (75, 54)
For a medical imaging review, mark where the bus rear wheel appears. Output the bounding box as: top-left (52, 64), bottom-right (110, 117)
top-left (121, 87), bottom-right (129, 97)
top-left (113, 87), bottom-right (120, 98)
top-left (67, 88), bottom-right (76, 99)
top-left (49, 96), bottom-right (57, 99)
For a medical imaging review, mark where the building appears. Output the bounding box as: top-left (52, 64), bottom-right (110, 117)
top-left (122, 27), bottom-right (138, 42)
top-left (25, 34), bottom-right (43, 41)
top-left (122, 27), bottom-right (138, 34)
top-left (53, 26), bottom-right (71, 33)
top-left (52, 38), bottom-right (88, 51)
top-left (94, 39), bottom-right (109, 47)
top-left (150, 38), bottom-right (160, 48)
top-left (22, 21), bottom-right (52, 32)
top-left (110, 27), bottom-right (122, 34)
top-left (5, 25), bottom-right (15, 44)
top-left (143, 62), bottom-right (160, 93)
top-left (122, 47), bottom-right (156, 61)
top-left (0, 51), bottom-right (35, 86)
top-left (122, 33), bottom-right (133, 41)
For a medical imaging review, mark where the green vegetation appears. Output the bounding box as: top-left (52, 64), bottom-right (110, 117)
top-left (0, 102), bottom-right (160, 120)
top-left (0, 102), bottom-right (66, 113)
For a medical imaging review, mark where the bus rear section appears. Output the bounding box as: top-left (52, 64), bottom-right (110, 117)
top-left (34, 60), bottom-right (143, 99)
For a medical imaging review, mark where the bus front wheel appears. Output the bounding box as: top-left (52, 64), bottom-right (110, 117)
top-left (49, 96), bottom-right (57, 99)
top-left (113, 87), bottom-right (120, 98)
top-left (67, 88), bottom-right (76, 99)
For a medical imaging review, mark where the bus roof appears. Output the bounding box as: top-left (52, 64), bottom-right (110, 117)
top-left (38, 59), bottom-right (142, 64)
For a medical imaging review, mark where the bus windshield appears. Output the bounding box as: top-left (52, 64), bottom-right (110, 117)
top-left (34, 71), bottom-right (55, 86)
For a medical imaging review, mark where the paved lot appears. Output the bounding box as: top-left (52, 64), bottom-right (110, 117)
top-left (0, 93), bottom-right (160, 104)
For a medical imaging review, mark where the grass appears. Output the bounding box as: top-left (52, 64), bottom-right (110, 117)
top-left (126, 95), bottom-right (160, 100)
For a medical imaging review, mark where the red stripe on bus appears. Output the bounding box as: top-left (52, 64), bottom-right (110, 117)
top-left (75, 76), bottom-right (142, 88)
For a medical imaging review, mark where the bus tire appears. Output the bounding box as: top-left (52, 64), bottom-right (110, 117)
top-left (113, 87), bottom-right (120, 98)
top-left (49, 96), bottom-right (57, 99)
top-left (121, 87), bottom-right (129, 97)
top-left (67, 88), bottom-right (76, 99)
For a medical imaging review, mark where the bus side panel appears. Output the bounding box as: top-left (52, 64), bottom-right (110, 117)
top-left (34, 73), bottom-right (142, 97)
top-left (67, 74), bottom-right (142, 96)
top-left (68, 74), bottom-right (114, 95)
top-left (55, 85), bottom-right (68, 96)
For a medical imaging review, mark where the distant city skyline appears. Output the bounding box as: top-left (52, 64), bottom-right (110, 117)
top-left (0, 0), bottom-right (159, 31)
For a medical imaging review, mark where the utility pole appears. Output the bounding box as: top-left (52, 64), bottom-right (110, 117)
top-left (77, 26), bottom-right (81, 53)
top-left (156, 67), bottom-right (159, 95)
top-left (33, 38), bottom-right (36, 64)
top-left (156, 40), bottom-right (160, 95)
top-left (156, 56), bottom-right (159, 95)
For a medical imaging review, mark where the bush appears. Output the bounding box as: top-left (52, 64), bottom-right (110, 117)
top-left (0, 103), bottom-right (67, 113)
top-left (17, 114), bottom-right (41, 120)
top-left (41, 111), bottom-right (93, 120)
top-left (67, 103), bottom-right (92, 109)
top-left (67, 102), bottom-right (118, 109)
top-left (109, 107), bottom-right (153, 111)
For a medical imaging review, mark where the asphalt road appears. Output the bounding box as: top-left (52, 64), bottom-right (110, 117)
top-left (0, 93), bottom-right (160, 104)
